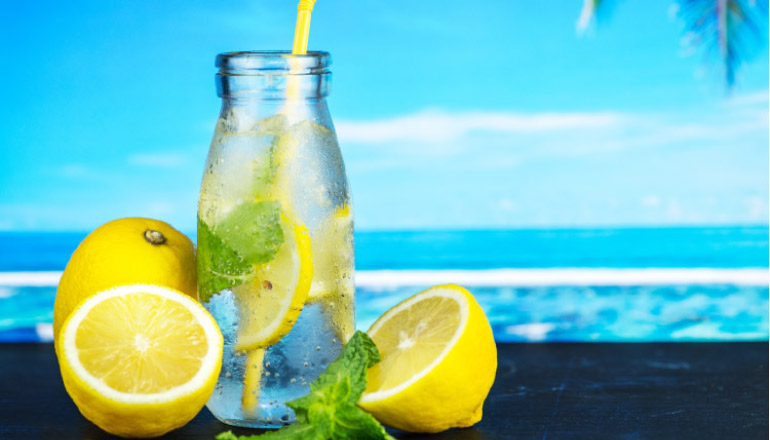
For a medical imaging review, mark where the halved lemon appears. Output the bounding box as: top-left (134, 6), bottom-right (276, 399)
top-left (358, 284), bottom-right (497, 433)
top-left (57, 284), bottom-right (223, 438)
top-left (232, 214), bottom-right (313, 351)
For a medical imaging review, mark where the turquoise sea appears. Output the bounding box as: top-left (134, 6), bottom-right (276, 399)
top-left (1, 226), bottom-right (767, 342)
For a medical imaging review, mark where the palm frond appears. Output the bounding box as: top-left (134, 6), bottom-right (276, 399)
top-left (576, 0), bottom-right (615, 34)
top-left (677, 0), bottom-right (768, 88)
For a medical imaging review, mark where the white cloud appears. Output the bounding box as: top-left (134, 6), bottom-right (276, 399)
top-left (59, 164), bottom-right (89, 177)
top-left (498, 198), bottom-right (517, 212)
top-left (726, 90), bottom-right (770, 107)
top-left (336, 109), bottom-right (627, 144)
top-left (146, 202), bottom-right (175, 216)
top-left (745, 196), bottom-right (768, 220)
top-left (57, 164), bottom-right (113, 181)
top-left (642, 195), bottom-right (661, 208)
top-left (129, 152), bottom-right (188, 168)
top-left (666, 199), bottom-right (684, 220)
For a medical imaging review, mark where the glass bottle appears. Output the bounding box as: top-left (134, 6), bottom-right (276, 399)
top-left (197, 51), bottom-right (354, 428)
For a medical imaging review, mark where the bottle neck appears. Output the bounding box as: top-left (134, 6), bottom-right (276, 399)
top-left (215, 51), bottom-right (331, 101)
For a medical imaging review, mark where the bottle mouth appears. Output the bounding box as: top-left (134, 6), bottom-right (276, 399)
top-left (216, 51), bottom-right (331, 76)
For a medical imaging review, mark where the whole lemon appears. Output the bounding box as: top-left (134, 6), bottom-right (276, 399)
top-left (53, 218), bottom-right (197, 344)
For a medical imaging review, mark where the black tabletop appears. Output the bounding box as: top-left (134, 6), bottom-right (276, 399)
top-left (1, 342), bottom-right (767, 440)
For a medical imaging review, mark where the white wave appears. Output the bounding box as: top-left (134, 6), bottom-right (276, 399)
top-left (0, 272), bottom-right (63, 286)
top-left (0, 268), bottom-right (767, 288)
top-left (36, 323), bottom-right (53, 342)
top-left (354, 268), bottom-right (769, 287)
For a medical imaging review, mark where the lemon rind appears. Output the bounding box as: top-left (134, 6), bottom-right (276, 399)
top-left (359, 284), bottom-right (469, 404)
top-left (233, 218), bottom-right (313, 351)
top-left (60, 284), bottom-right (223, 405)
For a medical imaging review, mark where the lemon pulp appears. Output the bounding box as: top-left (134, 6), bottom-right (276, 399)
top-left (58, 284), bottom-right (223, 438)
top-left (74, 292), bottom-right (209, 394)
top-left (54, 217), bottom-right (197, 342)
top-left (232, 214), bottom-right (313, 351)
top-left (365, 294), bottom-right (464, 394)
top-left (359, 284), bottom-right (497, 434)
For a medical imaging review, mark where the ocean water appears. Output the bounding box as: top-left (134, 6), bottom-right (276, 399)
top-left (1, 227), bottom-right (768, 342)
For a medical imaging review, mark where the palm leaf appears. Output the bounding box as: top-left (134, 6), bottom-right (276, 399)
top-left (576, 0), bottom-right (767, 89)
top-left (677, 0), bottom-right (767, 88)
top-left (576, 0), bottom-right (614, 33)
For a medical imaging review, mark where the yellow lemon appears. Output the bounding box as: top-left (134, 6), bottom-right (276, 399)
top-left (231, 213), bottom-right (313, 351)
top-left (358, 284), bottom-right (497, 433)
top-left (53, 217), bottom-right (197, 342)
top-left (57, 284), bottom-right (223, 438)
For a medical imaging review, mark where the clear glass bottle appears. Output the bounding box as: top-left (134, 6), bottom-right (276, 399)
top-left (197, 51), bottom-right (354, 428)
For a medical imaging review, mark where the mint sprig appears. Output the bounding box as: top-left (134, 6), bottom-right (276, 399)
top-left (197, 218), bottom-right (254, 302)
top-left (197, 200), bottom-right (287, 302)
top-left (216, 200), bottom-right (284, 265)
top-left (216, 331), bottom-right (394, 440)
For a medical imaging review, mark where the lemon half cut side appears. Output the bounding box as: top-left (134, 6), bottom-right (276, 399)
top-left (359, 284), bottom-right (497, 433)
top-left (58, 284), bottom-right (223, 438)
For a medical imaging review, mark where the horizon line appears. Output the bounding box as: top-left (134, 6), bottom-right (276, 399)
top-left (0, 223), bottom-right (768, 235)
top-left (2, 268), bottom-right (767, 288)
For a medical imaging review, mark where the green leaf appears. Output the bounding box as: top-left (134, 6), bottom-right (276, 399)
top-left (216, 331), bottom-right (393, 440)
top-left (300, 330), bottom-right (380, 406)
top-left (331, 405), bottom-right (392, 440)
top-left (216, 200), bottom-right (285, 265)
top-left (197, 218), bottom-right (254, 302)
top-left (215, 425), bottom-right (324, 440)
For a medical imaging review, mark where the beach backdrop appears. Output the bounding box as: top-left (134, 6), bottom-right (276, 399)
top-left (1, 1), bottom-right (767, 342)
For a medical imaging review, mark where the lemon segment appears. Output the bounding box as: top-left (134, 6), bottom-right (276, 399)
top-left (57, 284), bottom-right (223, 438)
top-left (359, 284), bottom-right (497, 433)
top-left (232, 214), bottom-right (313, 351)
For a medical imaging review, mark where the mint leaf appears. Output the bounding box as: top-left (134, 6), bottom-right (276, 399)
top-left (331, 405), bottom-right (392, 440)
top-left (197, 218), bottom-right (254, 302)
top-left (293, 329), bottom-right (381, 412)
top-left (216, 200), bottom-right (284, 265)
top-left (216, 424), bottom-right (323, 440)
top-left (216, 331), bottom-right (394, 440)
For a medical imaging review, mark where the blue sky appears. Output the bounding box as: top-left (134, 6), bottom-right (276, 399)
top-left (0, 0), bottom-right (767, 232)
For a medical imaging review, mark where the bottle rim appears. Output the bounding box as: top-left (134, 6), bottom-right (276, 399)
top-left (216, 51), bottom-right (331, 76)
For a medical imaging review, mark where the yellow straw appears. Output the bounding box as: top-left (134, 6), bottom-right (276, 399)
top-left (240, 2), bottom-right (318, 416)
top-left (241, 349), bottom-right (265, 416)
top-left (292, 0), bottom-right (316, 55)
top-left (285, 0), bottom-right (316, 102)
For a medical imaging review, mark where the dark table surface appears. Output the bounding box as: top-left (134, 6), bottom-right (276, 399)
top-left (0, 342), bottom-right (767, 440)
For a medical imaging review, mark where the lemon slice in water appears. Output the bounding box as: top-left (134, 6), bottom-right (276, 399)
top-left (232, 214), bottom-right (313, 351)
